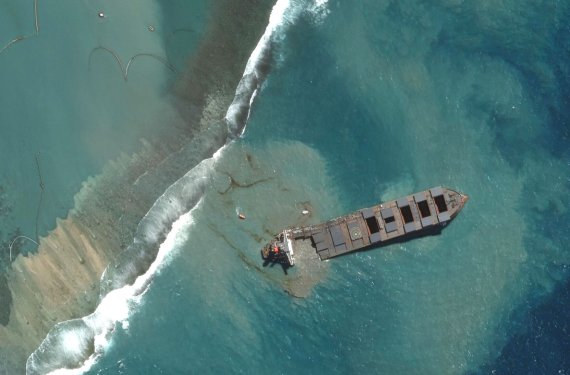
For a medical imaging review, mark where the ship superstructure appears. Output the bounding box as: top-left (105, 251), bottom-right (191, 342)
top-left (262, 187), bottom-right (468, 267)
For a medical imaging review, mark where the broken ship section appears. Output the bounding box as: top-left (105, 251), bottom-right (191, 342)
top-left (262, 187), bottom-right (468, 266)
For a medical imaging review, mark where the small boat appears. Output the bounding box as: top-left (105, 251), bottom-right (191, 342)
top-left (262, 186), bottom-right (468, 267)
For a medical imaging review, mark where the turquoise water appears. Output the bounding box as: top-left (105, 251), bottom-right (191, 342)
top-left (2, 0), bottom-right (570, 374)
top-left (86, 1), bottom-right (569, 374)
top-left (0, 0), bottom-right (208, 258)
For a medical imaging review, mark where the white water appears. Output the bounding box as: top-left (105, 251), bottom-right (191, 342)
top-left (28, 154), bottom-right (215, 374)
top-left (26, 0), bottom-right (332, 373)
top-left (40, 206), bottom-right (199, 375)
top-left (225, 0), bottom-right (329, 136)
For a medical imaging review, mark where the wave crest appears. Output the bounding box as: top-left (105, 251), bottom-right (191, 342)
top-left (226, 0), bottom-right (325, 136)
top-left (25, 0), bottom-right (332, 373)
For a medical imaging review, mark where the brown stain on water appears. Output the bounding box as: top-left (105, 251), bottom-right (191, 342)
top-left (0, 0), bottom-right (277, 372)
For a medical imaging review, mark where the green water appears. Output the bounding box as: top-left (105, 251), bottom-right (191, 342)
top-left (2, 0), bottom-right (570, 374)
top-left (0, 0), bottom-right (208, 259)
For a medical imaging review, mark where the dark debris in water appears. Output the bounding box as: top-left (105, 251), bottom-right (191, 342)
top-left (218, 172), bottom-right (273, 195)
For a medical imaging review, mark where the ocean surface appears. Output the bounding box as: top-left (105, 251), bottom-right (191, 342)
top-left (1, 0), bottom-right (569, 374)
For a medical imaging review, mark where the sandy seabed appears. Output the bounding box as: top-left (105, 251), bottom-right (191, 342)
top-left (0, 1), bottom-right (275, 373)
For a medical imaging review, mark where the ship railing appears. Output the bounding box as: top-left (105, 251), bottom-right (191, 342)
top-left (282, 232), bottom-right (295, 266)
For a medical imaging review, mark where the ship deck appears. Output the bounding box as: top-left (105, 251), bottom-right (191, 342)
top-left (281, 186), bottom-right (467, 262)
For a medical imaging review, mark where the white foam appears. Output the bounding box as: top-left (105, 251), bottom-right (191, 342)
top-left (30, 1), bottom-right (334, 372)
top-left (308, 0), bottom-right (330, 24)
top-left (225, 0), bottom-right (331, 137)
top-left (245, 0), bottom-right (293, 76)
top-left (225, 0), bottom-right (301, 137)
top-left (37, 205), bottom-right (199, 375)
top-left (28, 157), bottom-right (217, 374)
top-left (213, 142), bottom-right (228, 160)
top-left (61, 330), bottom-right (90, 363)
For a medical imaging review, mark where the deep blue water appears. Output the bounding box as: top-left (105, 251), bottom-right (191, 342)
top-left (83, 1), bottom-right (570, 374)
top-left (1, 0), bottom-right (569, 374)
top-left (482, 275), bottom-right (570, 375)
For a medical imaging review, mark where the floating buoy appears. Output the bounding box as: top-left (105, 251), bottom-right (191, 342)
top-left (238, 213), bottom-right (246, 220)
top-left (302, 209), bottom-right (309, 215)
top-left (98, 11), bottom-right (105, 18)
top-left (148, 25), bottom-right (155, 32)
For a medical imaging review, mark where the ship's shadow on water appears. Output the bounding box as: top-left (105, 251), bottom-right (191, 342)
top-left (335, 225), bottom-right (447, 261)
top-left (261, 251), bottom-right (291, 275)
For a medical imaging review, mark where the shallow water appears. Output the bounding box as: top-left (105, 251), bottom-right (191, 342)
top-left (1, 0), bottom-right (569, 374)
top-left (0, 0), bottom-right (208, 258)
top-left (84, 1), bottom-right (570, 373)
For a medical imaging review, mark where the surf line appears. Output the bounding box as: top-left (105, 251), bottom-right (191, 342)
top-left (225, 0), bottom-right (330, 137)
top-left (26, 1), bottom-right (310, 373)
top-left (225, 0), bottom-right (300, 137)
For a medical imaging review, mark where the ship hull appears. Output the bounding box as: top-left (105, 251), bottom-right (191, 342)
top-left (262, 186), bottom-right (468, 267)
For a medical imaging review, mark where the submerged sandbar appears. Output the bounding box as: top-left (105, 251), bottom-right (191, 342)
top-left (0, 0), bottom-right (275, 373)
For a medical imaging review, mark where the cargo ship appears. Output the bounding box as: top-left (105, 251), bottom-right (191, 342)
top-left (261, 186), bottom-right (468, 267)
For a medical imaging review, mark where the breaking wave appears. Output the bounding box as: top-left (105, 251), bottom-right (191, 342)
top-left (26, 156), bottom-right (213, 375)
top-left (26, 207), bottom-right (199, 375)
top-left (26, 0), bottom-right (330, 374)
top-left (225, 0), bottom-right (329, 136)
